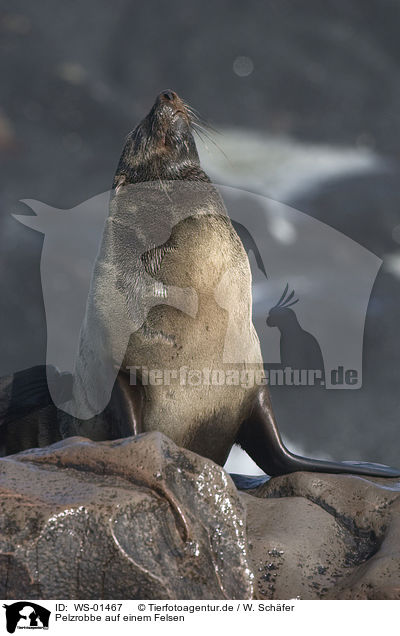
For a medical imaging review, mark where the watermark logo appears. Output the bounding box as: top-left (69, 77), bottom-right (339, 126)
top-left (3, 603), bottom-right (50, 633)
top-left (266, 282), bottom-right (324, 371)
top-left (13, 182), bottom-right (380, 418)
top-left (126, 365), bottom-right (356, 388)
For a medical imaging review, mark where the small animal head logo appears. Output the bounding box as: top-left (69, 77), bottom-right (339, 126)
top-left (266, 283), bottom-right (299, 327)
top-left (2, 602), bottom-right (50, 633)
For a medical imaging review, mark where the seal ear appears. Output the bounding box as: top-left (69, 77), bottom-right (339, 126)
top-left (114, 175), bottom-right (127, 194)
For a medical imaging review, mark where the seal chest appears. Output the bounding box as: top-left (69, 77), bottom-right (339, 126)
top-left (121, 205), bottom-right (263, 465)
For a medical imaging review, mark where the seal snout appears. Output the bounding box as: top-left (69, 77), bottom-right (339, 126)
top-left (160, 89), bottom-right (177, 102)
top-left (156, 89), bottom-right (188, 120)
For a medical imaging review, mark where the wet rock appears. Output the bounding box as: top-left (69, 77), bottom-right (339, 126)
top-left (244, 471), bottom-right (400, 599)
top-left (2, 429), bottom-right (399, 600)
top-left (0, 432), bottom-right (253, 599)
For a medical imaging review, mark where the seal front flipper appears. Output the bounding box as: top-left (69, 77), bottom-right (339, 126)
top-left (60, 371), bottom-right (145, 442)
top-left (236, 386), bottom-right (400, 478)
top-left (110, 371), bottom-right (145, 437)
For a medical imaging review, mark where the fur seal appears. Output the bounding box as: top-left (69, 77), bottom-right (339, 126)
top-left (1, 90), bottom-right (399, 478)
top-left (58, 89), bottom-right (398, 477)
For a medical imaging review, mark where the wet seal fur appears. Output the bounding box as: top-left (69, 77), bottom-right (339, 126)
top-left (2, 90), bottom-right (400, 477)
top-left (58, 89), bottom-right (399, 478)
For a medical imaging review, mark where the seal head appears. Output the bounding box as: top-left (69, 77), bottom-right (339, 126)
top-left (113, 90), bottom-right (210, 188)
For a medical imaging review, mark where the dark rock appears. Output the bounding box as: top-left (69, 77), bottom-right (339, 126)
top-left (2, 429), bottom-right (400, 599)
top-left (244, 471), bottom-right (400, 599)
top-left (0, 432), bottom-right (253, 599)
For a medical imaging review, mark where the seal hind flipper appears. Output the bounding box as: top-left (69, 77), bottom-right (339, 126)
top-left (0, 365), bottom-right (61, 424)
top-left (236, 386), bottom-right (400, 478)
top-left (0, 365), bottom-right (70, 455)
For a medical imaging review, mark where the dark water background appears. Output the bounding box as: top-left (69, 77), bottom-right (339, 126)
top-left (1, 0), bottom-right (400, 470)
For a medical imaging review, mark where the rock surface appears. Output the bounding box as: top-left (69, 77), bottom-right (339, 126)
top-left (244, 471), bottom-right (400, 599)
top-left (0, 433), bottom-right (253, 599)
top-left (1, 431), bottom-right (400, 600)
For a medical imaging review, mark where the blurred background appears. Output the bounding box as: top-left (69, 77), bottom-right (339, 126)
top-left (1, 0), bottom-right (400, 472)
